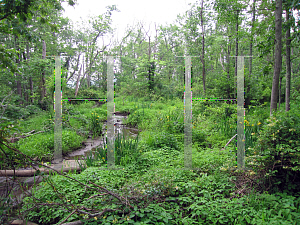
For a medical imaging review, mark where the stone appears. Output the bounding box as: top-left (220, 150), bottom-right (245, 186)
top-left (10, 219), bottom-right (39, 225)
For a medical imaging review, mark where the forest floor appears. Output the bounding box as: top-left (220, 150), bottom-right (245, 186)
top-left (1, 97), bottom-right (300, 225)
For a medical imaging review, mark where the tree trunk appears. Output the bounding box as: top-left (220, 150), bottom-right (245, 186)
top-left (249, 0), bottom-right (256, 76)
top-left (235, 10), bottom-right (239, 80)
top-left (67, 53), bottom-right (81, 83)
top-left (148, 36), bottom-right (151, 61)
top-left (285, 8), bottom-right (291, 112)
top-left (80, 54), bottom-right (85, 89)
top-left (87, 44), bottom-right (91, 88)
top-left (227, 35), bottom-right (231, 79)
top-left (291, 47), bottom-right (293, 74)
top-left (278, 75), bottom-right (282, 109)
top-left (15, 36), bottom-right (22, 106)
top-left (75, 65), bottom-right (82, 97)
top-left (41, 40), bottom-right (46, 100)
top-left (26, 43), bottom-right (34, 104)
top-left (227, 32), bottom-right (231, 100)
top-left (270, 0), bottom-right (282, 116)
top-left (200, 0), bottom-right (206, 94)
top-left (235, 10), bottom-right (239, 101)
top-left (246, 0), bottom-right (256, 108)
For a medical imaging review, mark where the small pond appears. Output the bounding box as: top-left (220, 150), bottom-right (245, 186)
top-left (65, 112), bottom-right (139, 160)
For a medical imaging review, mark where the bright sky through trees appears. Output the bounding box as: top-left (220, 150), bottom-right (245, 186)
top-left (62, 0), bottom-right (199, 43)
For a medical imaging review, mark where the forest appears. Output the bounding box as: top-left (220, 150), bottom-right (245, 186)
top-left (0, 0), bottom-right (300, 224)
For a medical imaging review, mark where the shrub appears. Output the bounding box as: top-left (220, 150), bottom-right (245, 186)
top-left (145, 131), bottom-right (179, 150)
top-left (192, 128), bottom-right (207, 147)
top-left (252, 108), bottom-right (300, 193)
top-left (4, 104), bottom-right (30, 119)
top-left (17, 130), bottom-right (84, 161)
top-left (25, 105), bottom-right (42, 115)
top-left (77, 88), bottom-right (102, 99)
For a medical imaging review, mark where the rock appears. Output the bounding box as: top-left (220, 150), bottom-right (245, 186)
top-left (10, 219), bottom-right (39, 225)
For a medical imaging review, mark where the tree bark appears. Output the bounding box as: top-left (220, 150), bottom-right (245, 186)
top-left (246, 0), bottom-right (256, 107)
top-left (21, 49), bottom-right (28, 105)
top-left (227, 34), bottom-right (231, 79)
top-left (67, 53), bottom-right (81, 83)
top-left (285, 8), bottom-right (291, 112)
top-left (26, 43), bottom-right (34, 104)
top-left (235, 10), bottom-right (239, 81)
top-left (15, 36), bottom-right (22, 106)
top-left (234, 10), bottom-right (240, 101)
top-left (200, 0), bottom-right (206, 94)
top-left (80, 54), bottom-right (86, 89)
top-left (41, 40), bottom-right (46, 100)
top-left (227, 33), bottom-right (231, 100)
top-left (75, 65), bottom-right (82, 97)
top-left (278, 75), bottom-right (282, 109)
top-left (270, 0), bottom-right (282, 116)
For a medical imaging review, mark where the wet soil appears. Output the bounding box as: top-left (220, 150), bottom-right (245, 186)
top-left (0, 112), bottom-right (139, 224)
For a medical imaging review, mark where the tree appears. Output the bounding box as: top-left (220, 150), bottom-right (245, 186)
top-left (270, 0), bottom-right (283, 115)
top-left (246, 0), bottom-right (256, 107)
top-left (285, 8), bottom-right (291, 111)
top-left (199, 0), bottom-right (206, 94)
top-left (0, 0), bottom-right (76, 73)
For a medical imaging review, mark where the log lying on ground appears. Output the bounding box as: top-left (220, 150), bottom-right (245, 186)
top-left (0, 160), bottom-right (84, 177)
top-left (9, 129), bottom-right (49, 143)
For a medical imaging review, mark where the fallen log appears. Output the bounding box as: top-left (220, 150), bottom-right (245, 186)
top-left (9, 129), bottom-right (48, 143)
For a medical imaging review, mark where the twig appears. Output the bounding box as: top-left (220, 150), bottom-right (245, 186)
top-left (222, 134), bottom-right (237, 150)
top-left (86, 193), bottom-right (109, 201)
top-left (58, 209), bottom-right (77, 225)
top-left (0, 140), bottom-right (136, 221)
top-left (88, 180), bottom-right (134, 209)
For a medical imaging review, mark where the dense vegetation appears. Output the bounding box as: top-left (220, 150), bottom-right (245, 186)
top-left (0, 0), bottom-right (300, 224)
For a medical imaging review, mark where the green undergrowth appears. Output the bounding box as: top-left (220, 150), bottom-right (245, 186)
top-left (5, 96), bottom-right (300, 224)
top-left (20, 165), bottom-right (300, 225)
top-left (16, 130), bottom-right (84, 161)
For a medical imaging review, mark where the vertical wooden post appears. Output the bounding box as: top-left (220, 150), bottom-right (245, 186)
top-left (237, 56), bottom-right (245, 168)
top-left (184, 56), bottom-right (192, 169)
top-left (53, 56), bottom-right (62, 164)
top-left (107, 56), bottom-right (115, 168)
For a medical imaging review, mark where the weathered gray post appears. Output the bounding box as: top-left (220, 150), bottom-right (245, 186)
top-left (53, 56), bottom-right (62, 164)
top-left (184, 56), bottom-right (192, 169)
top-left (107, 56), bottom-right (115, 168)
top-left (237, 56), bottom-right (245, 168)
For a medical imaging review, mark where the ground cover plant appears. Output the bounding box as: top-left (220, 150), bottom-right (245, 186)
top-left (1, 96), bottom-right (298, 225)
top-left (1, 0), bottom-right (300, 223)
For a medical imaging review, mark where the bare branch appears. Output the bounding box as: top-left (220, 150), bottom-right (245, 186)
top-left (58, 209), bottom-right (77, 225)
top-left (88, 180), bottom-right (134, 209)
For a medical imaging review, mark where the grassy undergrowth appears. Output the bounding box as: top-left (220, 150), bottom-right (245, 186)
top-left (3, 97), bottom-right (300, 224)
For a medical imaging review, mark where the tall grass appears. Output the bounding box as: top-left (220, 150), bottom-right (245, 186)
top-left (89, 111), bottom-right (103, 138)
top-left (77, 132), bottom-right (140, 170)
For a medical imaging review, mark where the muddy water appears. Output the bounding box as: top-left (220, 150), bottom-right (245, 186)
top-left (0, 112), bottom-right (139, 222)
top-left (65, 113), bottom-right (138, 160)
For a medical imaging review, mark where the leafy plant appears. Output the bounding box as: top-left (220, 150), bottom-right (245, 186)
top-left (89, 111), bottom-right (103, 138)
top-left (16, 130), bottom-right (84, 161)
top-left (77, 133), bottom-right (140, 170)
top-left (252, 108), bottom-right (300, 193)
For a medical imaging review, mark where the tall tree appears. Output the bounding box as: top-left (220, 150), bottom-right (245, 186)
top-left (246, 0), bottom-right (256, 107)
top-left (15, 35), bottom-right (22, 105)
top-left (200, 0), bottom-right (206, 94)
top-left (41, 39), bottom-right (46, 100)
top-left (270, 0), bottom-right (282, 115)
top-left (285, 8), bottom-right (291, 112)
